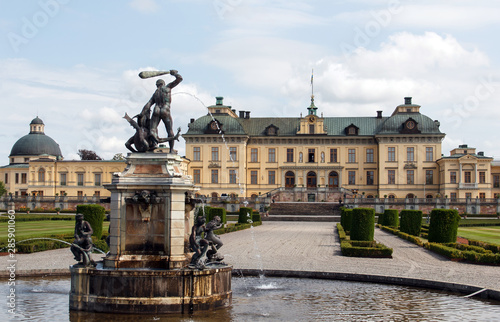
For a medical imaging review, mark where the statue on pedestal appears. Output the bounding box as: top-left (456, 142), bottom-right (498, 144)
top-left (189, 215), bottom-right (225, 269)
top-left (124, 70), bottom-right (182, 153)
top-left (71, 214), bottom-right (95, 267)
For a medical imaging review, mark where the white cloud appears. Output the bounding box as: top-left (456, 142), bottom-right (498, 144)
top-left (129, 0), bottom-right (159, 14)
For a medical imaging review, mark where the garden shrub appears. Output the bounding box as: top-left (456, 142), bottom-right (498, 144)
top-left (350, 208), bottom-right (375, 241)
top-left (468, 239), bottom-right (500, 253)
top-left (341, 240), bottom-right (393, 257)
top-left (382, 209), bottom-right (399, 227)
top-left (400, 210), bottom-right (423, 236)
top-left (77, 204), bottom-right (106, 239)
top-left (336, 223), bottom-right (346, 240)
top-left (340, 208), bottom-right (353, 232)
top-left (376, 213), bottom-right (384, 225)
top-left (428, 209), bottom-right (460, 243)
top-left (208, 207), bottom-right (227, 224)
top-left (195, 205), bottom-right (211, 219)
top-left (251, 213), bottom-right (261, 223)
top-left (238, 207), bottom-right (254, 224)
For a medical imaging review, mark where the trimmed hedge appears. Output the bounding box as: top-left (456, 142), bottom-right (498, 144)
top-left (208, 207), bottom-right (227, 224)
top-left (238, 207), bottom-right (254, 224)
top-left (382, 209), bottom-right (399, 227)
top-left (340, 208), bottom-right (353, 232)
top-left (77, 204), bottom-right (106, 239)
top-left (337, 223), bottom-right (347, 240)
top-left (341, 240), bottom-right (393, 258)
top-left (400, 210), bottom-right (423, 236)
top-left (214, 221), bottom-right (262, 235)
top-left (376, 213), bottom-right (384, 225)
top-left (428, 209), bottom-right (460, 243)
top-left (252, 213), bottom-right (261, 223)
top-left (423, 242), bottom-right (500, 264)
top-left (0, 214), bottom-right (74, 222)
top-left (195, 205), bottom-right (212, 219)
top-left (468, 239), bottom-right (500, 253)
top-left (350, 208), bottom-right (375, 241)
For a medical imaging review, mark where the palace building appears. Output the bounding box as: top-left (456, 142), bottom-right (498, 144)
top-left (183, 96), bottom-right (500, 202)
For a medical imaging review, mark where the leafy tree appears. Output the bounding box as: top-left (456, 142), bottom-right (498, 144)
top-left (77, 149), bottom-right (103, 160)
top-left (0, 181), bottom-right (7, 197)
top-left (112, 153), bottom-right (125, 160)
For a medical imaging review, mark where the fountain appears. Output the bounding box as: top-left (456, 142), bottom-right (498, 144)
top-left (69, 70), bottom-right (232, 314)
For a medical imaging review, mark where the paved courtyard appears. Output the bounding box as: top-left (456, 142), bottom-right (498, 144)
top-left (2, 222), bottom-right (499, 295)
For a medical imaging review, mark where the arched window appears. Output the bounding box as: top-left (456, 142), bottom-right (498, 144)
top-left (388, 195), bottom-right (396, 199)
top-left (366, 195), bottom-right (374, 198)
top-left (211, 192), bottom-right (218, 199)
top-left (426, 194), bottom-right (433, 200)
top-left (328, 171), bottom-right (339, 188)
top-left (251, 194), bottom-right (258, 200)
top-left (285, 171), bottom-right (295, 188)
top-left (38, 168), bottom-right (45, 183)
top-left (307, 171), bottom-right (317, 188)
top-left (406, 193), bottom-right (415, 199)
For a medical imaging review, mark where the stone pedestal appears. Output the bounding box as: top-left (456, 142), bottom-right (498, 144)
top-left (70, 153), bottom-right (232, 314)
top-left (103, 153), bottom-right (195, 269)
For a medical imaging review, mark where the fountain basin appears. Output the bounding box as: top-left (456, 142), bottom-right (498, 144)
top-left (69, 265), bottom-right (232, 314)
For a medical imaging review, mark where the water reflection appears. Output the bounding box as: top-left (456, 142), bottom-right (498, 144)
top-left (2, 276), bottom-right (499, 321)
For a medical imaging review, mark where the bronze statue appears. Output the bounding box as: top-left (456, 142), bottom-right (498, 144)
top-left (205, 216), bottom-right (224, 262)
top-left (71, 214), bottom-right (95, 267)
top-left (188, 215), bottom-right (225, 269)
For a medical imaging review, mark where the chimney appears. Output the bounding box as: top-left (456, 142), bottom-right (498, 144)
top-left (404, 97), bottom-right (412, 105)
top-left (478, 151), bottom-right (484, 156)
top-left (190, 118), bottom-right (195, 123)
top-left (376, 111), bottom-right (383, 118)
top-left (245, 111), bottom-right (251, 119)
top-left (239, 111), bottom-right (245, 118)
top-left (216, 96), bottom-right (224, 106)
top-left (232, 109), bottom-right (236, 114)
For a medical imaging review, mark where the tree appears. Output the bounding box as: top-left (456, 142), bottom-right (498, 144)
top-left (77, 149), bottom-right (103, 160)
top-left (0, 181), bottom-right (7, 197)
top-left (112, 153), bottom-right (125, 161)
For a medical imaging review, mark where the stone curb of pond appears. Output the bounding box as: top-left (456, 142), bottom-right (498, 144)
top-left (234, 268), bottom-right (500, 302)
top-left (2, 266), bottom-right (499, 303)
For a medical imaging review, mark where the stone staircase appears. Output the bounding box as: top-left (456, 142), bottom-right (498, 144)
top-left (265, 202), bottom-right (341, 222)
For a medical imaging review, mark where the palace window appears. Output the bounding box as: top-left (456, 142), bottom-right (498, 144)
top-left (193, 147), bottom-right (201, 161)
top-left (426, 170), bottom-right (433, 185)
top-left (388, 147), bottom-right (396, 162)
top-left (251, 149), bottom-right (258, 162)
top-left (330, 148), bottom-right (337, 163)
top-left (366, 171), bottom-right (374, 185)
top-left (211, 147), bottom-right (219, 161)
top-left (268, 170), bottom-right (276, 185)
top-left (38, 168), bottom-right (45, 183)
top-left (21, 173), bottom-right (27, 184)
top-left (15, 173), bottom-right (19, 184)
top-left (229, 147), bottom-right (237, 161)
top-left (229, 169), bottom-right (237, 184)
top-left (494, 175), bottom-right (500, 188)
top-left (388, 170), bottom-right (395, 184)
top-left (479, 171), bottom-right (486, 184)
top-left (94, 173), bottom-right (102, 186)
top-left (211, 169), bottom-right (218, 183)
top-left (348, 171), bottom-right (356, 185)
top-left (308, 149), bottom-right (315, 162)
top-left (60, 173), bottom-right (67, 186)
top-left (479, 192), bottom-right (486, 200)
top-left (407, 170), bottom-right (414, 185)
top-left (426, 147), bottom-right (433, 161)
top-left (251, 171), bottom-right (258, 184)
top-left (450, 171), bottom-right (457, 184)
top-left (407, 147), bottom-right (415, 162)
top-left (193, 169), bottom-right (200, 184)
top-left (450, 192), bottom-right (457, 200)
top-left (464, 171), bottom-right (471, 183)
top-left (366, 149), bottom-right (374, 163)
top-left (286, 149), bottom-right (294, 162)
top-left (268, 148), bottom-right (276, 162)
top-left (77, 173), bottom-right (84, 186)
top-left (348, 149), bottom-right (356, 163)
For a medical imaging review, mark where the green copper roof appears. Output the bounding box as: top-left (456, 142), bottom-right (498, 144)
top-left (10, 133), bottom-right (62, 158)
top-left (184, 112), bottom-right (444, 137)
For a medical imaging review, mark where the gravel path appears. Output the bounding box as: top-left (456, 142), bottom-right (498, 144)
top-left (1, 222), bottom-right (499, 294)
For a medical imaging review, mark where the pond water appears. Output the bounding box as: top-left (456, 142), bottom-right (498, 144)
top-left (2, 276), bottom-right (499, 321)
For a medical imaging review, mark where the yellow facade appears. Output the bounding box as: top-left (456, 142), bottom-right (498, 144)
top-left (184, 96), bottom-right (497, 201)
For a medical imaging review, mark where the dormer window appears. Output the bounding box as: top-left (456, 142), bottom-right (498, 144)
top-left (265, 124), bottom-right (279, 136)
top-left (345, 124), bottom-right (359, 136)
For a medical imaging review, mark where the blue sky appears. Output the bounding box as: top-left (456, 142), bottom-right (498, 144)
top-left (1, 0), bottom-right (499, 162)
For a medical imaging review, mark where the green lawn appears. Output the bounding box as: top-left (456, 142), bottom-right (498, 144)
top-left (0, 220), bottom-right (110, 241)
top-left (457, 226), bottom-right (500, 246)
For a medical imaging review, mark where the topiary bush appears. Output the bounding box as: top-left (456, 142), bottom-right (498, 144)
top-left (252, 213), bottom-right (261, 223)
top-left (77, 204), bottom-right (106, 239)
top-left (195, 205), bottom-right (211, 219)
top-left (350, 208), bottom-right (375, 241)
top-left (400, 210), bottom-right (423, 236)
top-left (238, 207), bottom-right (253, 224)
top-left (340, 208), bottom-right (353, 232)
top-left (382, 209), bottom-right (399, 227)
top-left (428, 209), bottom-right (461, 243)
top-left (376, 213), bottom-right (384, 224)
top-left (208, 207), bottom-right (227, 224)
